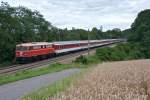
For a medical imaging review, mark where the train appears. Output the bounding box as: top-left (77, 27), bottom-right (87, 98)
top-left (16, 39), bottom-right (122, 63)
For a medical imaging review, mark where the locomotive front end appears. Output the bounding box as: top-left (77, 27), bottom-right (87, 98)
top-left (16, 44), bottom-right (30, 63)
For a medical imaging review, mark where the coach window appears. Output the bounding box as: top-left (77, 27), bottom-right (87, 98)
top-left (36, 46), bottom-right (38, 49)
top-left (46, 45), bottom-right (49, 48)
top-left (40, 46), bottom-right (42, 48)
top-left (33, 46), bottom-right (35, 50)
top-left (35, 46), bottom-right (37, 49)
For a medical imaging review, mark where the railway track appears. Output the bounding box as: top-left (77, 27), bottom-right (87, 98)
top-left (0, 42), bottom-right (121, 76)
top-left (0, 49), bottom-right (95, 75)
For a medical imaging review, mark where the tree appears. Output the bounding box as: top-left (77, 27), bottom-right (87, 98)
top-left (129, 9), bottom-right (150, 58)
top-left (129, 9), bottom-right (150, 44)
top-left (0, 2), bottom-right (54, 63)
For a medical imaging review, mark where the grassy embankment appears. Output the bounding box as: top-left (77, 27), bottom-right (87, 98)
top-left (51, 59), bottom-right (150, 100)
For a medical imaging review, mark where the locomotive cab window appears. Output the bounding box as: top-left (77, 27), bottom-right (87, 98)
top-left (16, 46), bottom-right (28, 51)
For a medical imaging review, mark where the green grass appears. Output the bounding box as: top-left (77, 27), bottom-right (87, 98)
top-left (22, 68), bottom-right (89, 100)
top-left (0, 63), bottom-right (82, 85)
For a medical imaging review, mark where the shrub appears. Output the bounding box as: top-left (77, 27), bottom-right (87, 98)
top-left (74, 55), bottom-right (88, 64)
top-left (96, 43), bottom-right (144, 61)
top-left (96, 48), bottom-right (112, 61)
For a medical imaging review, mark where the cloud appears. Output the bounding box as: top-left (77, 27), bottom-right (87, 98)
top-left (1, 0), bottom-right (150, 31)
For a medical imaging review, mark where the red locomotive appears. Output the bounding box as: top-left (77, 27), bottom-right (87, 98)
top-left (16, 39), bottom-right (121, 63)
top-left (16, 42), bottom-right (55, 62)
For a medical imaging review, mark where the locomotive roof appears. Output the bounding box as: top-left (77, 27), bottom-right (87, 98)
top-left (16, 42), bottom-right (52, 47)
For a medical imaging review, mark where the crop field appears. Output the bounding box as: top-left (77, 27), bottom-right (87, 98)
top-left (51, 59), bottom-right (150, 100)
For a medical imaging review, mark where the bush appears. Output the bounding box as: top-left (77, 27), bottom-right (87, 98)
top-left (86, 55), bottom-right (100, 64)
top-left (74, 55), bottom-right (88, 64)
top-left (96, 48), bottom-right (112, 61)
top-left (96, 43), bottom-right (144, 61)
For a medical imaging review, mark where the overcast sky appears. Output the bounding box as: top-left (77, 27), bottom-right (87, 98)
top-left (1, 0), bottom-right (150, 31)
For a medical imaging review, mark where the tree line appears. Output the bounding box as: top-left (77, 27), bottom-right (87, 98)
top-left (95, 9), bottom-right (150, 61)
top-left (0, 2), bottom-right (124, 65)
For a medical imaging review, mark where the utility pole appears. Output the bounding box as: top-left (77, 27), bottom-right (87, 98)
top-left (58, 29), bottom-right (61, 50)
top-left (58, 29), bottom-right (61, 41)
top-left (88, 29), bottom-right (90, 55)
top-left (100, 25), bottom-right (103, 32)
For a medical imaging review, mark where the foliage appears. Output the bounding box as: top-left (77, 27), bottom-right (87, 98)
top-left (96, 43), bottom-right (144, 61)
top-left (74, 55), bottom-right (100, 64)
top-left (74, 55), bottom-right (88, 64)
top-left (129, 9), bottom-right (150, 58)
top-left (0, 2), bottom-right (54, 63)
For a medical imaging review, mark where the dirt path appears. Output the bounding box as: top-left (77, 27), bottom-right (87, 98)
top-left (0, 68), bottom-right (80, 100)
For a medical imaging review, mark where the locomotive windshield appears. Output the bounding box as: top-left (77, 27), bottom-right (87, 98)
top-left (16, 46), bottom-right (28, 51)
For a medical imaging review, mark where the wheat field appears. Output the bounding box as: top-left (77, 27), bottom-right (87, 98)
top-left (51, 59), bottom-right (150, 100)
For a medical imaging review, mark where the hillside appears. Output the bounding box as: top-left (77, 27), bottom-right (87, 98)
top-left (52, 59), bottom-right (150, 100)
